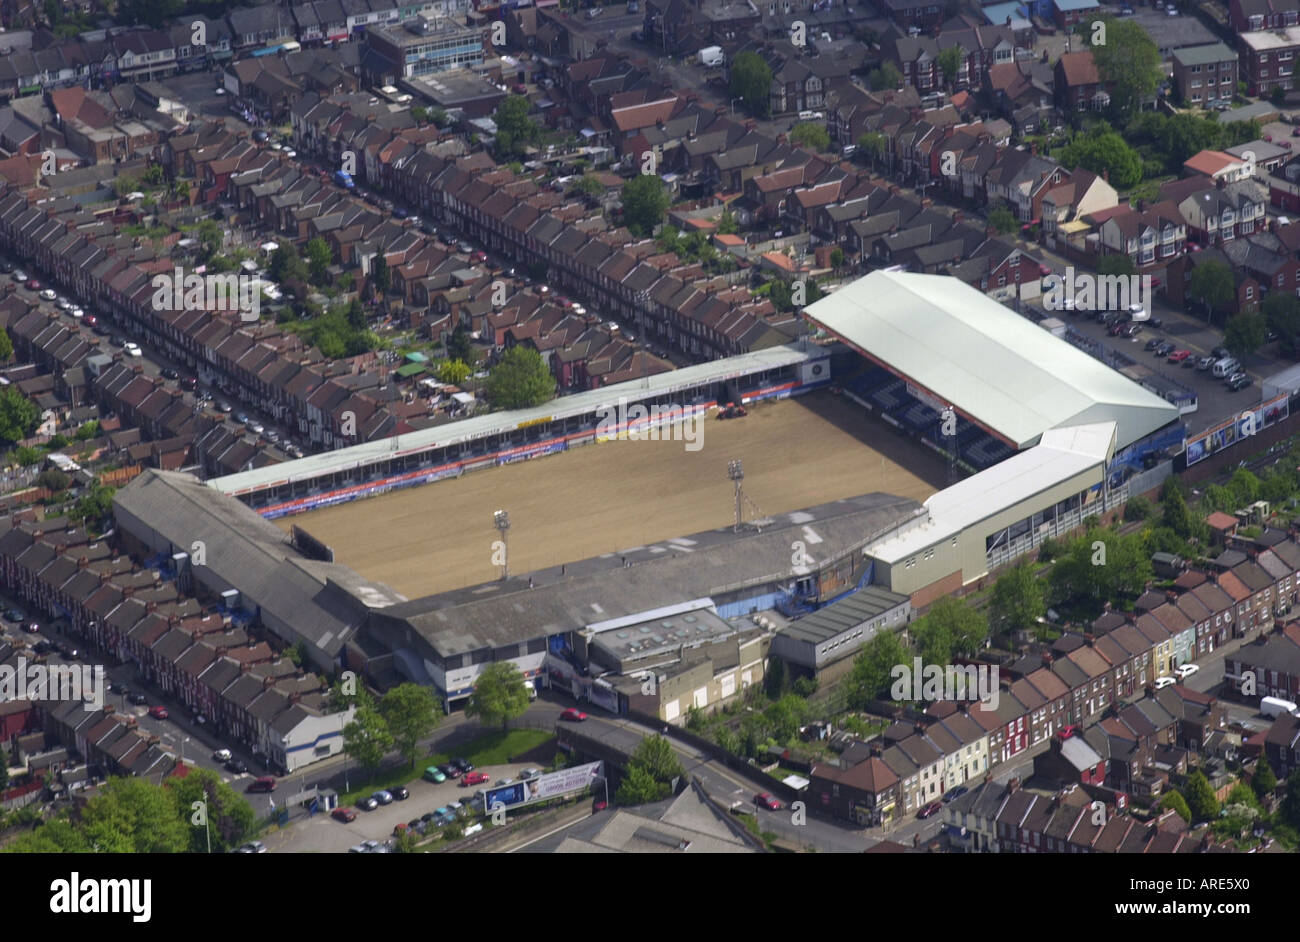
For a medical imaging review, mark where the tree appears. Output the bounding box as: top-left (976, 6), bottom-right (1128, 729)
top-left (729, 51), bottom-right (773, 118)
top-left (371, 254), bottom-right (391, 296)
top-left (0, 327), bottom-right (11, 361)
top-left (937, 46), bottom-right (963, 89)
top-left (989, 561), bottom-right (1046, 637)
top-left (616, 763), bottom-right (670, 804)
top-left (1159, 790), bottom-right (1192, 823)
top-left (570, 174), bottom-right (604, 198)
top-left (35, 469), bottom-right (71, 493)
top-left (1186, 260), bottom-right (1235, 323)
top-left (436, 359), bottom-right (471, 385)
top-left (987, 202), bottom-right (1018, 235)
top-left (764, 653), bottom-right (787, 697)
top-left (716, 209), bottom-right (738, 235)
top-left (847, 632), bottom-right (908, 708)
top-left (868, 62), bottom-right (902, 91)
top-left (621, 173), bottom-right (670, 237)
top-left (1057, 130), bottom-right (1143, 189)
top-left (913, 596), bottom-right (988, 662)
top-left (447, 326), bottom-right (474, 364)
top-left (167, 767), bottom-right (256, 853)
top-left (0, 386), bottom-right (39, 446)
top-left (1224, 312), bottom-right (1267, 358)
top-left (74, 419), bottom-right (99, 441)
top-left (1089, 17), bottom-right (1162, 116)
top-left (856, 131), bottom-right (887, 168)
top-left (1253, 755), bottom-right (1277, 798)
top-left (1096, 253), bottom-right (1136, 278)
top-left (342, 702), bottom-right (394, 777)
top-left (378, 683), bottom-right (443, 767)
top-left (629, 734), bottom-right (684, 784)
top-left (790, 121), bottom-right (830, 152)
top-left (346, 298), bottom-right (366, 332)
top-left (268, 243), bottom-right (308, 284)
top-left (493, 95), bottom-right (540, 158)
top-left (486, 346), bottom-right (555, 409)
top-left (464, 662), bottom-right (530, 730)
top-left (3, 817), bottom-right (92, 853)
top-left (1182, 769), bottom-right (1219, 822)
top-left (1161, 479), bottom-right (1205, 544)
top-left (306, 237), bottom-right (332, 285)
top-left (1227, 468), bottom-right (1261, 507)
top-left (1264, 293), bottom-right (1300, 356)
top-left (1125, 496), bottom-right (1152, 521)
top-left (830, 248), bottom-right (845, 271)
top-left (80, 776), bottom-right (191, 854)
top-left (1283, 770), bottom-right (1300, 828)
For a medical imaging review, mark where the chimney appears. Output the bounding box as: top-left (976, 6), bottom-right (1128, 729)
top-left (870, 741), bottom-right (883, 757)
top-left (99, 569), bottom-right (110, 583)
top-left (122, 586), bottom-right (134, 598)
top-left (169, 614), bottom-right (181, 627)
top-left (915, 722), bottom-right (927, 735)
top-left (77, 556), bottom-right (88, 569)
top-left (145, 601), bottom-right (157, 613)
top-left (1007, 777), bottom-right (1020, 792)
top-left (55, 542), bottom-right (67, 556)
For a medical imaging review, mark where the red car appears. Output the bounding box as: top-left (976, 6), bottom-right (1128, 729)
top-left (147, 705), bottom-right (168, 720)
top-left (754, 792), bottom-right (782, 811)
top-left (1167, 349), bottom-right (1191, 364)
top-left (26, 280), bottom-right (40, 290)
top-left (462, 770), bottom-right (491, 786)
top-left (917, 801), bottom-right (944, 819)
top-left (331, 807), bottom-right (357, 823)
top-left (560, 708), bottom-right (588, 722)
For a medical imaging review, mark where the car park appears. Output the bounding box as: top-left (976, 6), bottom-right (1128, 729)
top-left (147, 705), bottom-right (168, 719)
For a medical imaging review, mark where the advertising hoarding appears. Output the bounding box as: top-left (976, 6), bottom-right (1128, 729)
top-left (1185, 393), bottom-right (1289, 466)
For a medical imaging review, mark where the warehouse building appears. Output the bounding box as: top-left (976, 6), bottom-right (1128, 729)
top-left (770, 585), bottom-right (911, 679)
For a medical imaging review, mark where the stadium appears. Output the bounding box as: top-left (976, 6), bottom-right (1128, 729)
top-left (112, 270), bottom-right (1192, 705)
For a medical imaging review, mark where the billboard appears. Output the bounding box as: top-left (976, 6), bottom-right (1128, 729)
top-left (1185, 393), bottom-right (1289, 466)
top-left (482, 761), bottom-right (605, 811)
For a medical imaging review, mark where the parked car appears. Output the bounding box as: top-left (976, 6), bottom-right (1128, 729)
top-left (39, 288), bottom-right (56, 301)
top-left (423, 765), bottom-right (447, 783)
top-left (332, 807), bottom-right (358, 823)
top-left (451, 757), bottom-right (474, 773)
top-left (357, 796), bottom-right (379, 811)
top-left (246, 776), bottom-right (277, 793)
top-left (1122, 322), bottom-right (1143, 338)
top-left (1144, 337), bottom-right (1164, 352)
top-left (1228, 373), bottom-right (1253, 391)
top-left (225, 758), bottom-right (248, 774)
top-left (917, 800), bottom-right (944, 819)
top-left (20, 620), bottom-right (38, 633)
top-left (754, 792), bottom-right (782, 810)
top-left (1154, 341), bottom-right (1175, 357)
top-left (236, 841), bottom-right (267, 853)
top-left (392, 785), bottom-right (409, 800)
top-left (1211, 346), bottom-right (1230, 359)
top-left (518, 768), bottom-right (541, 780)
top-left (127, 691), bottom-right (148, 705)
top-left (160, 367), bottom-right (179, 380)
top-left (147, 705), bottom-right (168, 719)
top-left (213, 748), bottom-right (232, 762)
top-left (1175, 663), bottom-right (1200, 679)
top-left (462, 770), bottom-right (491, 786)
top-left (942, 785), bottom-right (969, 803)
top-left (1154, 676), bottom-right (1176, 690)
top-left (1167, 349), bottom-right (1191, 364)
top-left (560, 708), bottom-right (588, 721)
top-left (1196, 355), bottom-right (1216, 371)
top-left (372, 790), bottom-right (394, 805)
top-left (438, 762), bottom-right (461, 779)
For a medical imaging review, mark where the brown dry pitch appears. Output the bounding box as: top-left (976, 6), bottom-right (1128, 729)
top-left (275, 391), bottom-right (948, 598)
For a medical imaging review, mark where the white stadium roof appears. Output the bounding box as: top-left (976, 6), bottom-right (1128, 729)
top-left (866, 422), bottom-right (1117, 565)
top-left (804, 271), bottom-right (1181, 450)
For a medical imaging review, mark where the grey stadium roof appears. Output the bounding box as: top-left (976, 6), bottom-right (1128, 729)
top-left (209, 344), bottom-right (820, 497)
top-left (113, 470), bottom-right (405, 657)
top-left (803, 271), bottom-right (1181, 450)
top-left (778, 584), bottom-right (910, 645)
top-left (372, 491), bottom-right (925, 657)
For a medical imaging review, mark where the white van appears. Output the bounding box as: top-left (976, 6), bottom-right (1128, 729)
top-left (1212, 357), bottom-right (1240, 378)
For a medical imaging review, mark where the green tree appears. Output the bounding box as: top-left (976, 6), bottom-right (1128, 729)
top-left (1160, 789), bottom-right (1192, 822)
top-left (1224, 312), bottom-right (1267, 358)
top-left (486, 345), bottom-right (556, 409)
top-left (35, 469), bottom-right (70, 492)
top-left (3, 817), bottom-right (92, 853)
top-left (493, 95), bottom-right (541, 158)
top-left (616, 762), bottom-right (670, 804)
top-left (868, 62), bottom-right (902, 91)
top-left (763, 693), bottom-right (808, 742)
top-left (830, 248), bottom-right (845, 270)
top-left (1058, 129), bottom-right (1143, 189)
top-left (378, 683), bottom-right (443, 768)
top-left (74, 420), bottom-right (99, 441)
top-left (0, 327), bottom-right (12, 361)
top-left (989, 561), bottom-right (1046, 637)
top-left (80, 776), bottom-right (190, 853)
top-left (1161, 481), bottom-right (1204, 543)
top-left (371, 254), bottom-right (391, 296)
top-left (987, 202), bottom-right (1017, 235)
top-left (342, 702), bottom-right (395, 776)
top-left (1125, 496), bottom-right (1153, 521)
top-left (628, 734), bottom-right (683, 784)
top-left (716, 209), bottom-right (738, 235)
top-left (346, 298), bottom-right (366, 332)
top-left (464, 662), bottom-right (530, 730)
top-left (306, 237), bottom-right (332, 285)
top-left (1088, 16), bottom-right (1162, 116)
top-left (0, 386), bottom-right (39, 445)
top-left (1227, 468), bottom-right (1261, 507)
top-left (1182, 769), bottom-right (1219, 822)
top-left (790, 121), bottom-right (831, 152)
top-left (913, 596), bottom-right (988, 662)
top-left (729, 51), bottom-right (773, 118)
top-left (436, 359), bottom-right (471, 384)
top-left (856, 131), bottom-right (887, 168)
top-left (268, 243), bottom-right (308, 284)
top-left (571, 174), bottom-right (604, 198)
top-left (621, 173), bottom-right (671, 237)
top-left (447, 326), bottom-right (474, 364)
top-left (936, 46), bottom-right (963, 89)
top-left (1253, 755), bottom-right (1277, 798)
top-left (764, 653), bottom-right (787, 698)
top-left (847, 632), bottom-right (908, 708)
top-left (1263, 293), bottom-right (1300, 356)
top-left (1283, 770), bottom-right (1300, 828)
top-left (168, 767), bottom-right (256, 853)
top-left (1186, 259), bottom-right (1235, 323)
top-left (1096, 253), bottom-right (1136, 278)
